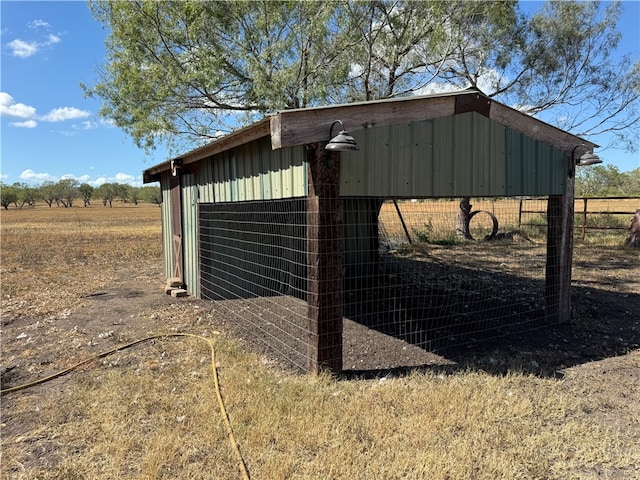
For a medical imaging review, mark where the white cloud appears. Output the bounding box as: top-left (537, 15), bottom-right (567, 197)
top-left (11, 120), bottom-right (37, 128)
top-left (7, 38), bottom-right (39, 58)
top-left (13, 171), bottom-right (142, 187)
top-left (28, 20), bottom-right (51, 29)
top-left (7, 20), bottom-right (62, 58)
top-left (2, 93), bottom-right (107, 139)
top-left (114, 173), bottom-right (135, 184)
top-left (46, 34), bottom-right (61, 45)
top-left (78, 120), bottom-right (98, 130)
top-left (19, 169), bottom-right (56, 183)
top-left (92, 176), bottom-right (108, 187)
top-left (0, 92), bottom-right (37, 118)
top-left (41, 107), bottom-right (91, 122)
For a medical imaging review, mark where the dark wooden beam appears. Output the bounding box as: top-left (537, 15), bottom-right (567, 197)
top-left (142, 118), bottom-right (271, 182)
top-left (546, 161), bottom-right (575, 323)
top-left (306, 143), bottom-right (344, 374)
top-left (272, 95), bottom-right (456, 149)
top-left (490, 102), bottom-right (597, 153)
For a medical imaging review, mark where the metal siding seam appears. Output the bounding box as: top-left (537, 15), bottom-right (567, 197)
top-left (160, 173), bottom-right (173, 279)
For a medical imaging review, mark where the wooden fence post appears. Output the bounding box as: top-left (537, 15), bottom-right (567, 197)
top-left (545, 167), bottom-right (575, 324)
top-left (306, 144), bottom-right (343, 374)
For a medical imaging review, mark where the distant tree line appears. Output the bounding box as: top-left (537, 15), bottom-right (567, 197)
top-left (0, 179), bottom-right (161, 210)
top-left (2, 166), bottom-right (638, 210)
top-left (575, 166), bottom-right (640, 198)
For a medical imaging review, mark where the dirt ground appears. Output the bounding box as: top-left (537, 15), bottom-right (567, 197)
top-left (2, 247), bottom-right (639, 466)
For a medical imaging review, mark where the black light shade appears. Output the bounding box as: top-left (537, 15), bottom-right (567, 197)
top-left (325, 120), bottom-right (359, 151)
top-left (576, 152), bottom-right (602, 166)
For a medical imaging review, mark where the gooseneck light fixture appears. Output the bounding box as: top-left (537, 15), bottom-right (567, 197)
top-left (569, 144), bottom-right (602, 177)
top-left (325, 120), bottom-right (360, 152)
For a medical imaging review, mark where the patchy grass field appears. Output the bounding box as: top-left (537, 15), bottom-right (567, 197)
top-left (1, 204), bottom-right (639, 479)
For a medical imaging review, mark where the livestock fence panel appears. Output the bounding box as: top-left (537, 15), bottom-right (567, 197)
top-left (199, 196), bottom-right (571, 372)
top-left (518, 196), bottom-right (640, 242)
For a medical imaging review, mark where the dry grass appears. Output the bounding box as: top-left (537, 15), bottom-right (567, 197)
top-left (1, 204), bottom-right (162, 317)
top-left (381, 198), bottom-right (636, 245)
top-left (1, 203), bottom-right (638, 479)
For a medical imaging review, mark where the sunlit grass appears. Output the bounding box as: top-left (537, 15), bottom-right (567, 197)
top-left (1, 204), bottom-right (162, 314)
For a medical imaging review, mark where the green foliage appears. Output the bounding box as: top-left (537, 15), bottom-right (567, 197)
top-left (95, 183), bottom-right (119, 207)
top-left (1, 183), bottom-right (18, 210)
top-left (84, 0), bottom-right (639, 154)
top-left (1, 181), bottom-right (158, 209)
top-left (575, 165), bottom-right (640, 197)
top-left (13, 182), bottom-right (38, 208)
top-left (413, 221), bottom-right (434, 244)
top-left (139, 186), bottom-right (162, 205)
top-left (57, 179), bottom-right (80, 208)
top-left (413, 220), bottom-right (459, 246)
top-left (621, 168), bottom-right (640, 196)
top-left (78, 183), bottom-right (94, 207)
top-left (39, 181), bottom-right (59, 207)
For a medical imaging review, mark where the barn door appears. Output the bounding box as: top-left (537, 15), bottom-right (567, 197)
top-left (170, 175), bottom-right (183, 282)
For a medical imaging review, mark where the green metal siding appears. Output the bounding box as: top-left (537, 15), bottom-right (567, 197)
top-left (340, 111), bottom-right (565, 198)
top-left (505, 128), bottom-right (566, 196)
top-left (160, 173), bottom-right (174, 279)
top-left (212, 137), bottom-right (307, 202)
top-left (181, 173), bottom-right (199, 297)
top-left (196, 161), bottom-right (216, 203)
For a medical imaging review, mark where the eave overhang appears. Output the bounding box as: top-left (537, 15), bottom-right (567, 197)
top-left (143, 90), bottom-right (597, 184)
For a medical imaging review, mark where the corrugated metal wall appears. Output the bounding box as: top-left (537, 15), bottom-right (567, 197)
top-left (197, 136), bottom-right (307, 202)
top-left (160, 173), bottom-right (174, 279)
top-left (340, 111), bottom-right (566, 198)
top-left (164, 135), bottom-right (308, 297)
top-left (180, 173), bottom-right (199, 296)
top-left (505, 128), bottom-right (566, 196)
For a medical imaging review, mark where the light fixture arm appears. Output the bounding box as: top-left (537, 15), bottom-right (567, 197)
top-left (329, 120), bottom-right (345, 140)
top-left (569, 144), bottom-right (602, 178)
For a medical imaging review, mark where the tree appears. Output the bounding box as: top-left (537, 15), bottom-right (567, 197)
top-left (57, 179), bottom-right (80, 208)
top-left (39, 181), bottom-right (59, 207)
top-left (78, 183), bottom-right (94, 207)
top-left (575, 164), bottom-right (626, 197)
top-left (85, 0), bottom-right (349, 152)
top-left (116, 183), bottom-right (131, 203)
top-left (128, 186), bottom-right (141, 205)
top-left (86, 0), bottom-right (639, 154)
top-left (440, 1), bottom-right (640, 152)
top-left (95, 183), bottom-right (120, 207)
top-left (16, 183), bottom-right (38, 208)
top-left (621, 168), bottom-right (640, 196)
top-left (0, 183), bottom-right (18, 210)
top-left (139, 185), bottom-right (162, 205)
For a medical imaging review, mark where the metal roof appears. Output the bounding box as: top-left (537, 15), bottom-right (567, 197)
top-left (143, 90), bottom-right (597, 184)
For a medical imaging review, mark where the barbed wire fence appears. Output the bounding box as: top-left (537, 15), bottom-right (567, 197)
top-left (198, 196), bottom-right (629, 373)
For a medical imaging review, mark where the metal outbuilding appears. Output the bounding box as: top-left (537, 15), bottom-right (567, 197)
top-left (143, 90), bottom-right (596, 373)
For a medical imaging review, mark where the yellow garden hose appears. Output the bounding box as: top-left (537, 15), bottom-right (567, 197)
top-left (1, 333), bottom-right (250, 480)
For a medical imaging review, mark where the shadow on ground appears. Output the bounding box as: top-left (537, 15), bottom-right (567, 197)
top-left (342, 283), bottom-right (639, 380)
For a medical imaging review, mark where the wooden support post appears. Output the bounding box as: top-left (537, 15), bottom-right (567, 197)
top-left (306, 144), bottom-right (344, 374)
top-left (545, 169), bottom-right (575, 324)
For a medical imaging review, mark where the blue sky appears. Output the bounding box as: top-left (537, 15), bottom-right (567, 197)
top-left (1, 1), bottom-right (639, 188)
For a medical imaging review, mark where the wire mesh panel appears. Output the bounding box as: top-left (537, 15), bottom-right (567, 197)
top-left (198, 195), bottom-right (562, 373)
top-left (343, 197), bottom-right (553, 356)
top-left (199, 199), bottom-right (310, 371)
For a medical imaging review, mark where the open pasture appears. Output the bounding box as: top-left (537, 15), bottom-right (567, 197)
top-left (1, 203), bottom-right (639, 479)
